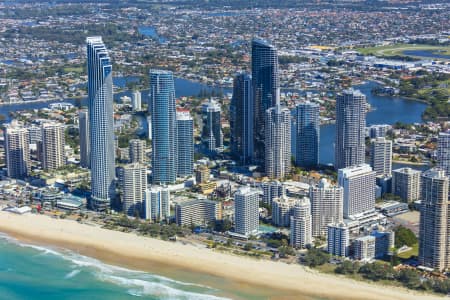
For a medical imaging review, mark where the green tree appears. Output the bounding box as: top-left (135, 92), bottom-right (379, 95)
top-left (304, 248), bottom-right (329, 267)
top-left (394, 226), bottom-right (418, 248)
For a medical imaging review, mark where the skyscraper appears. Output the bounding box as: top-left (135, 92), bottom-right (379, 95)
top-left (120, 163), bottom-right (147, 217)
top-left (419, 168), bottom-right (449, 271)
top-left (230, 73), bottom-right (253, 164)
top-left (370, 137), bottom-right (392, 177)
top-left (129, 139), bottom-right (146, 164)
top-left (310, 178), bottom-right (344, 238)
top-left (437, 131), bottom-right (450, 176)
top-left (4, 121), bottom-right (30, 179)
top-left (176, 110), bottom-right (194, 177)
top-left (392, 167), bottom-right (421, 203)
top-left (294, 102), bottom-right (320, 168)
top-left (234, 186), bottom-right (260, 237)
top-left (41, 122), bottom-right (65, 170)
top-left (265, 101), bottom-right (291, 179)
top-left (79, 110), bottom-right (90, 168)
top-left (201, 99), bottom-right (223, 153)
top-left (327, 223), bottom-right (350, 257)
top-left (149, 70), bottom-right (177, 184)
top-left (131, 90), bottom-right (142, 111)
top-left (338, 164), bottom-right (376, 218)
top-left (335, 89), bottom-right (366, 170)
top-left (87, 36), bottom-right (116, 210)
top-left (144, 185), bottom-right (170, 222)
top-left (252, 38), bottom-right (279, 162)
top-left (290, 197), bottom-right (312, 249)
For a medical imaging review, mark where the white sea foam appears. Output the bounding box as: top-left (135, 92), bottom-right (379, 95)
top-left (64, 269), bottom-right (81, 279)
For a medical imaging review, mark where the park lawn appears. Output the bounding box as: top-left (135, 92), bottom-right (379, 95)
top-left (64, 66), bottom-right (83, 74)
top-left (355, 44), bottom-right (450, 59)
top-left (397, 243), bottom-right (418, 259)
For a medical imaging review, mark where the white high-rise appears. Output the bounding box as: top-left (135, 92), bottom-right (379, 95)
top-left (261, 181), bottom-right (285, 205)
top-left (78, 110), bottom-right (90, 168)
top-left (129, 139), bottom-right (146, 164)
top-left (121, 163), bottom-right (147, 217)
top-left (265, 98), bottom-right (291, 179)
top-left (87, 36), bottom-right (116, 210)
top-left (131, 90), bottom-right (142, 111)
top-left (437, 131), bottom-right (450, 176)
top-left (234, 186), bottom-right (260, 237)
top-left (176, 110), bottom-right (194, 177)
top-left (290, 197), bottom-right (312, 249)
top-left (272, 195), bottom-right (297, 227)
top-left (338, 164), bottom-right (376, 218)
top-left (4, 121), bottom-right (30, 179)
top-left (310, 178), bottom-right (343, 237)
top-left (41, 122), bottom-right (65, 170)
top-left (144, 186), bottom-right (170, 222)
top-left (392, 167), bottom-right (421, 203)
top-left (370, 137), bottom-right (392, 176)
top-left (327, 223), bottom-right (350, 257)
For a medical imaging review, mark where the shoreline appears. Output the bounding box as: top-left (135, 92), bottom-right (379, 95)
top-left (0, 211), bottom-right (441, 300)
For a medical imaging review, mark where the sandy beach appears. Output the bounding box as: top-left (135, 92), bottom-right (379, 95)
top-left (0, 211), bottom-right (442, 300)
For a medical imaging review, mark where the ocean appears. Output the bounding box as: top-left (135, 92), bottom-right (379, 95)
top-left (0, 234), bottom-right (230, 300)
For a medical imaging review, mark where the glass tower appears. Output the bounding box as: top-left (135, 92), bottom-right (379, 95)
top-left (149, 70), bottom-right (177, 184)
top-left (294, 102), bottom-right (320, 168)
top-left (86, 36), bottom-right (116, 210)
top-left (176, 110), bottom-right (194, 177)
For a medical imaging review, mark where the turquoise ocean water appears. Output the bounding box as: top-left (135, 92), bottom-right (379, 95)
top-left (0, 234), bottom-right (229, 300)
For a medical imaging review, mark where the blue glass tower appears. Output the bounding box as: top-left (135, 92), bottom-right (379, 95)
top-left (294, 102), bottom-right (320, 168)
top-left (149, 70), bottom-right (177, 184)
top-left (230, 72), bottom-right (253, 164)
top-left (86, 36), bottom-right (116, 210)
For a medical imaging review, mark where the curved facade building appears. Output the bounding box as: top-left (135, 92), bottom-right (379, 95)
top-left (149, 70), bottom-right (177, 184)
top-left (87, 36), bottom-right (116, 210)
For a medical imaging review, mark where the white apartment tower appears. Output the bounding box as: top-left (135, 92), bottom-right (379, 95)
top-left (41, 122), bottom-right (65, 170)
top-left (121, 163), bottom-right (147, 217)
top-left (309, 178), bottom-right (344, 237)
top-left (4, 121), bottom-right (30, 179)
top-left (290, 197), bottom-right (312, 249)
top-left (129, 139), bottom-right (146, 164)
top-left (144, 186), bottom-right (170, 222)
top-left (327, 223), bottom-right (350, 257)
top-left (234, 186), bottom-right (260, 237)
top-left (272, 195), bottom-right (297, 227)
top-left (392, 167), bottom-right (421, 203)
top-left (338, 164), bottom-right (376, 218)
top-left (370, 137), bottom-right (392, 176)
top-left (437, 131), bottom-right (450, 176)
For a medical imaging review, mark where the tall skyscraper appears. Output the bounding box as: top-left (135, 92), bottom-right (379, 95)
top-left (176, 110), bottom-right (194, 177)
top-left (437, 131), bottom-right (450, 176)
top-left (78, 110), bottom-right (90, 168)
top-left (149, 70), bottom-right (177, 184)
top-left (310, 178), bottom-right (343, 238)
top-left (419, 168), bottom-right (450, 271)
top-left (144, 185), bottom-right (170, 222)
top-left (265, 100), bottom-right (291, 179)
top-left (290, 197), bottom-right (312, 249)
top-left (120, 163), bottom-right (147, 217)
top-left (41, 122), bottom-right (65, 171)
top-left (131, 90), bottom-right (142, 111)
top-left (338, 164), bottom-right (376, 218)
top-left (4, 121), bottom-right (30, 179)
top-left (252, 38), bottom-right (279, 162)
top-left (201, 99), bottom-right (223, 153)
top-left (294, 102), bottom-right (320, 168)
top-left (230, 73), bottom-right (253, 164)
top-left (370, 137), bottom-right (392, 176)
top-left (129, 139), bottom-right (146, 164)
top-left (87, 36), bottom-right (116, 210)
top-left (335, 89), bottom-right (366, 170)
top-left (234, 186), bottom-right (260, 237)
top-left (392, 167), bottom-right (421, 203)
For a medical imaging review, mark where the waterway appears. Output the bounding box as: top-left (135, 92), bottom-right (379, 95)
top-left (402, 49), bottom-right (450, 60)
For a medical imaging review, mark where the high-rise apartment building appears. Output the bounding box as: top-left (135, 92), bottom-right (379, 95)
top-left (290, 197), bottom-right (312, 249)
top-left (144, 185), bottom-right (170, 222)
top-left (129, 139), bottom-right (146, 164)
top-left (41, 122), bottom-right (65, 170)
top-left (120, 163), bottom-right (147, 217)
top-left (353, 236), bottom-right (376, 261)
top-left (272, 195), bottom-right (297, 227)
top-left (327, 223), bottom-right (350, 257)
top-left (437, 131), bottom-right (450, 176)
top-left (78, 110), bottom-right (90, 168)
top-left (252, 38), bottom-right (279, 162)
top-left (392, 167), bottom-right (421, 203)
top-left (265, 102), bottom-right (291, 179)
top-left (201, 100), bottom-right (223, 153)
top-left (176, 110), bottom-right (194, 177)
top-left (175, 199), bottom-right (221, 227)
top-left (230, 73), bottom-right (253, 164)
top-left (370, 137), bottom-right (392, 176)
top-left (4, 121), bottom-right (30, 179)
top-left (335, 89), bottom-right (366, 170)
top-left (418, 168), bottom-right (450, 271)
top-left (234, 186), bottom-right (260, 237)
top-left (261, 181), bottom-right (285, 205)
top-left (149, 70), bottom-right (177, 184)
top-left (131, 90), bottom-right (142, 111)
top-left (294, 102), bottom-right (320, 168)
top-left (87, 36), bottom-right (116, 210)
top-left (338, 164), bottom-right (376, 218)
top-left (310, 178), bottom-right (343, 237)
